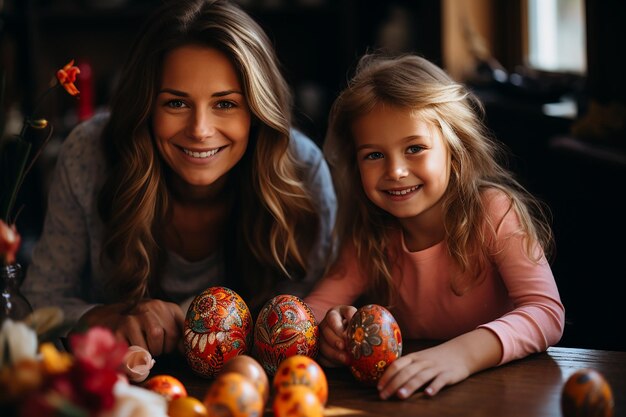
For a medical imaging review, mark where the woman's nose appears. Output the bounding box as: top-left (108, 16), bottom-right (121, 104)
top-left (186, 108), bottom-right (216, 141)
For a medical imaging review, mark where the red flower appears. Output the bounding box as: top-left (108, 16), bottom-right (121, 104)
top-left (56, 59), bottom-right (81, 97)
top-left (0, 220), bottom-right (21, 264)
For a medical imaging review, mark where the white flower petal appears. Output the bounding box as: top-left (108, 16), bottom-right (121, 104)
top-left (122, 345), bottom-right (156, 383)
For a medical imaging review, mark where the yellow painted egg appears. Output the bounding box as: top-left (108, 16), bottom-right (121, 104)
top-left (253, 294), bottom-right (319, 376)
top-left (143, 374), bottom-right (187, 401)
top-left (561, 368), bottom-right (614, 417)
top-left (183, 286), bottom-right (253, 378)
top-left (220, 354), bottom-right (270, 404)
top-left (273, 385), bottom-right (324, 417)
top-left (168, 396), bottom-right (208, 417)
top-left (273, 354), bottom-right (328, 405)
top-left (203, 372), bottom-right (263, 417)
top-left (347, 304), bottom-right (402, 385)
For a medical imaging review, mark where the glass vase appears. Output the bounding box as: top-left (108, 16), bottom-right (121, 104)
top-left (0, 263), bottom-right (33, 324)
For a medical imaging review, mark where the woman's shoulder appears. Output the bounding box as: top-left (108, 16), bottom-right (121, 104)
top-left (59, 112), bottom-right (109, 162)
top-left (55, 112), bottom-right (109, 196)
top-left (288, 129), bottom-right (323, 165)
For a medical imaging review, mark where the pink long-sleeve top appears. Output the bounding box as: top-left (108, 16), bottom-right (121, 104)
top-left (305, 190), bottom-right (565, 365)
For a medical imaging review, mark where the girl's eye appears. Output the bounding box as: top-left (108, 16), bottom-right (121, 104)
top-left (215, 100), bottom-right (236, 110)
top-left (365, 152), bottom-right (384, 160)
top-left (165, 99), bottom-right (187, 109)
top-left (407, 145), bottom-right (424, 154)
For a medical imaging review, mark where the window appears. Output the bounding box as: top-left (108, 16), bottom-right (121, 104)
top-left (526, 0), bottom-right (586, 73)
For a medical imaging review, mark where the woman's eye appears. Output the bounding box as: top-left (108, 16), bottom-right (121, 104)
top-left (407, 145), bottom-right (424, 154)
top-left (365, 152), bottom-right (384, 160)
top-left (215, 100), bottom-right (236, 110)
top-left (165, 99), bottom-right (186, 109)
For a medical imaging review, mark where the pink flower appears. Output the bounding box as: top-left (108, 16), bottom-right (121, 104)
top-left (69, 326), bottom-right (128, 371)
top-left (122, 346), bottom-right (155, 383)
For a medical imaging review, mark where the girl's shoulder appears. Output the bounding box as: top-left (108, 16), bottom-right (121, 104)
top-left (480, 187), bottom-right (523, 237)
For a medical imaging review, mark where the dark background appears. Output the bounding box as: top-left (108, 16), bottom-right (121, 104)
top-left (1, 0), bottom-right (624, 351)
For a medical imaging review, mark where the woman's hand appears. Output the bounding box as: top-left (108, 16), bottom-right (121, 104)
top-left (318, 305), bottom-right (357, 367)
top-left (77, 299), bottom-right (185, 357)
top-left (376, 328), bottom-right (502, 399)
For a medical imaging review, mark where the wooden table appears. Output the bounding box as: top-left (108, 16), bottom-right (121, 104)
top-left (156, 343), bottom-right (625, 417)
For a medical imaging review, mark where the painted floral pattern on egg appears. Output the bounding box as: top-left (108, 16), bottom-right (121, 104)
top-left (347, 304), bottom-right (402, 385)
top-left (183, 286), bottom-right (252, 378)
top-left (253, 294), bottom-right (319, 376)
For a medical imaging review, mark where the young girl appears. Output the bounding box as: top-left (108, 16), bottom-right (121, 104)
top-left (304, 54), bottom-right (564, 399)
top-left (22, 0), bottom-right (336, 356)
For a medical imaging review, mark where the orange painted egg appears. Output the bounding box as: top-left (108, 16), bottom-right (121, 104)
top-left (273, 354), bottom-right (328, 405)
top-left (273, 385), bottom-right (324, 417)
top-left (347, 304), bottom-right (402, 385)
top-left (183, 286), bottom-right (253, 378)
top-left (143, 374), bottom-right (187, 400)
top-left (168, 396), bottom-right (208, 417)
top-left (203, 372), bottom-right (263, 417)
top-left (253, 294), bottom-right (319, 376)
top-left (561, 368), bottom-right (614, 417)
top-left (220, 354), bottom-right (270, 404)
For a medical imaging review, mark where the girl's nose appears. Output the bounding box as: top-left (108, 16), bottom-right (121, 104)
top-left (386, 158), bottom-right (409, 180)
top-left (186, 108), bottom-right (216, 141)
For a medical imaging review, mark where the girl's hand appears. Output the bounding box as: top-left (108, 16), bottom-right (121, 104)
top-left (77, 299), bottom-right (185, 357)
top-left (318, 305), bottom-right (357, 367)
top-left (377, 329), bottom-right (502, 399)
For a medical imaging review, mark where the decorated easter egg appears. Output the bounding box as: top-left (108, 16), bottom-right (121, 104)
top-left (561, 368), bottom-right (614, 417)
top-left (143, 374), bottom-right (188, 400)
top-left (168, 396), bottom-right (208, 417)
top-left (273, 385), bottom-right (324, 417)
top-left (273, 354), bottom-right (328, 405)
top-left (253, 294), bottom-right (319, 376)
top-left (203, 372), bottom-right (263, 417)
top-left (347, 304), bottom-right (402, 385)
top-left (221, 354), bottom-right (270, 403)
top-left (183, 286), bottom-right (253, 378)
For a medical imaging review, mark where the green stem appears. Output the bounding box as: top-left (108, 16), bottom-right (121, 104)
top-left (0, 136), bottom-right (31, 223)
top-left (1, 83), bottom-right (59, 223)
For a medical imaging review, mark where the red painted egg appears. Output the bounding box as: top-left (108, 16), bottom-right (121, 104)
top-left (253, 294), bottom-right (319, 376)
top-left (561, 368), bottom-right (614, 417)
top-left (273, 354), bottom-right (328, 405)
top-left (347, 304), bottom-right (402, 385)
top-left (273, 385), bottom-right (324, 417)
top-left (203, 372), bottom-right (263, 417)
top-left (143, 374), bottom-right (187, 401)
top-left (183, 286), bottom-right (253, 378)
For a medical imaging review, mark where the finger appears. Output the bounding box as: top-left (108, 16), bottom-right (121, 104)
top-left (119, 317), bottom-right (148, 351)
top-left (423, 370), bottom-right (454, 397)
top-left (339, 305), bottom-right (357, 322)
top-left (162, 305), bottom-right (184, 353)
top-left (322, 319), bottom-right (346, 350)
top-left (378, 360), bottom-right (434, 400)
top-left (142, 313), bottom-right (166, 357)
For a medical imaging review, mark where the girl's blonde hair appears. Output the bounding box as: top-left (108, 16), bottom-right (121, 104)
top-left (98, 0), bottom-right (318, 310)
top-left (325, 54), bottom-right (553, 305)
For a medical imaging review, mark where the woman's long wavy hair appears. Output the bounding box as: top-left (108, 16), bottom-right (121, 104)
top-left (324, 54), bottom-right (553, 306)
top-left (98, 0), bottom-right (318, 308)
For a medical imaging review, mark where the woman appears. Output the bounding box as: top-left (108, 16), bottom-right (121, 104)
top-left (23, 0), bottom-right (336, 356)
